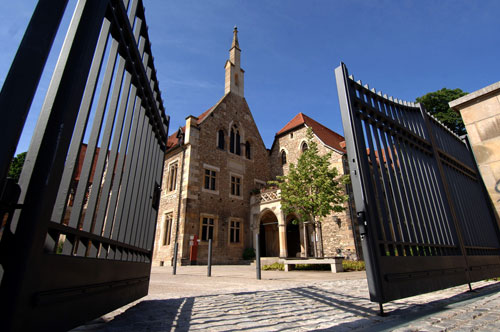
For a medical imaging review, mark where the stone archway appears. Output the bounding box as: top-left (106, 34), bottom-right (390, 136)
top-left (259, 210), bottom-right (279, 257)
top-left (286, 215), bottom-right (301, 258)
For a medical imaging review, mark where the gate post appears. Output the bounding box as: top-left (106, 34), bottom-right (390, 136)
top-left (256, 233), bottom-right (261, 280)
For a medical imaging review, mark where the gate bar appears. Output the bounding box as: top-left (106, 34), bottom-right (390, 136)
top-left (0, 0), bottom-right (68, 182)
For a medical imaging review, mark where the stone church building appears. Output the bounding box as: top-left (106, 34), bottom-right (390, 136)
top-left (152, 28), bottom-right (360, 265)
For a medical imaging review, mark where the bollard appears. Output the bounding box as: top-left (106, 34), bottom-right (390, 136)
top-left (172, 243), bottom-right (178, 275)
top-left (256, 233), bottom-right (261, 280)
top-left (207, 239), bottom-right (212, 277)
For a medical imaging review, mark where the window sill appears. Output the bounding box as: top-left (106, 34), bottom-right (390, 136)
top-left (202, 188), bottom-right (219, 195)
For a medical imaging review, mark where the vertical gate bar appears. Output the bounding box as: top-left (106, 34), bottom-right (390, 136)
top-left (371, 120), bottom-right (403, 247)
top-left (380, 103), bottom-right (416, 249)
top-left (419, 106), bottom-right (471, 278)
top-left (131, 125), bottom-right (154, 249)
top-left (102, 87), bottom-right (138, 241)
top-left (81, 56), bottom-right (127, 236)
top-left (146, 146), bottom-right (164, 250)
top-left (139, 132), bottom-right (160, 249)
top-left (113, 104), bottom-right (145, 253)
top-left (335, 63), bottom-right (385, 302)
top-left (363, 120), bottom-right (391, 252)
top-left (127, 0), bottom-right (139, 26)
top-left (416, 149), bottom-right (443, 253)
top-left (126, 118), bottom-right (152, 249)
top-left (93, 71), bottom-right (133, 239)
top-left (51, 18), bottom-right (111, 225)
top-left (116, 109), bottom-right (146, 253)
top-left (129, 127), bottom-right (151, 251)
top-left (392, 135), bottom-right (422, 250)
top-left (65, 38), bottom-right (119, 231)
top-left (1, 0), bottom-right (110, 330)
top-left (427, 159), bottom-right (454, 250)
top-left (110, 96), bottom-right (143, 243)
top-left (0, 0), bottom-right (68, 182)
top-left (120, 109), bottom-right (148, 248)
top-left (383, 132), bottom-right (413, 251)
top-left (396, 139), bottom-right (426, 253)
top-left (408, 143), bottom-right (435, 254)
top-left (376, 126), bottom-right (406, 249)
top-left (420, 155), bottom-right (448, 253)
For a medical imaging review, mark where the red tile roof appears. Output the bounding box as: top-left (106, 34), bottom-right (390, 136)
top-left (166, 107), bottom-right (214, 150)
top-left (276, 113), bottom-right (346, 153)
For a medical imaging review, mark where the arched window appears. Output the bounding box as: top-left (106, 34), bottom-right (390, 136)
top-left (217, 130), bottom-right (225, 150)
top-left (230, 125), bottom-right (241, 155)
top-left (301, 142), bottom-right (308, 153)
top-left (281, 150), bottom-right (287, 165)
top-left (245, 141), bottom-right (251, 159)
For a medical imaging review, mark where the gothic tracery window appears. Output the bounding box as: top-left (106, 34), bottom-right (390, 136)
top-left (230, 125), bottom-right (241, 155)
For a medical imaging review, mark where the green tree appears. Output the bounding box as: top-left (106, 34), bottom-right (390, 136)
top-left (416, 88), bottom-right (468, 136)
top-left (270, 128), bottom-right (348, 257)
top-left (8, 152), bottom-right (27, 182)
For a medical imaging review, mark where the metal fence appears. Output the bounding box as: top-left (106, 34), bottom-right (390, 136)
top-left (0, 0), bottom-right (168, 330)
top-left (335, 63), bottom-right (500, 308)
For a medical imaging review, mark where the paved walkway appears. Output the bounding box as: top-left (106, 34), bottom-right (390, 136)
top-left (73, 266), bottom-right (500, 331)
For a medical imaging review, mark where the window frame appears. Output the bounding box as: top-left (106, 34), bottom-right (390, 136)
top-left (162, 212), bottom-right (173, 246)
top-left (280, 150), bottom-right (287, 165)
top-left (229, 172), bottom-right (243, 199)
top-left (167, 161), bottom-right (179, 192)
top-left (228, 218), bottom-right (243, 245)
top-left (199, 214), bottom-right (217, 243)
top-left (202, 164), bottom-right (219, 194)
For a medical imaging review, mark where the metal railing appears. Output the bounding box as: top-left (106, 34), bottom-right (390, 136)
top-left (335, 63), bottom-right (500, 308)
top-left (0, 0), bottom-right (168, 330)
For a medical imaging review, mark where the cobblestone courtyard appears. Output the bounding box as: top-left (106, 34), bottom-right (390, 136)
top-left (74, 266), bottom-right (500, 331)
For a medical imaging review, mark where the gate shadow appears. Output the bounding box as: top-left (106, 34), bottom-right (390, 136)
top-left (87, 281), bottom-right (500, 331)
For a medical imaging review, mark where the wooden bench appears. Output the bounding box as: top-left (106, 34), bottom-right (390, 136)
top-left (283, 257), bottom-right (344, 273)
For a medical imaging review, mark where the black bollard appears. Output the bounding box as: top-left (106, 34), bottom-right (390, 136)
top-left (172, 243), bottom-right (178, 275)
top-left (256, 233), bottom-right (261, 280)
top-left (207, 239), bottom-right (212, 277)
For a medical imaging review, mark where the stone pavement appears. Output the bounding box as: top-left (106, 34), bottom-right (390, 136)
top-left (73, 266), bottom-right (500, 331)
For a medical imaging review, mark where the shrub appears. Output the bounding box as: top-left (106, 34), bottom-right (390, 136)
top-left (342, 260), bottom-right (365, 271)
top-left (262, 262), bottom-right (284, 271)
top-left (242, 248), bottom-right (256, 260)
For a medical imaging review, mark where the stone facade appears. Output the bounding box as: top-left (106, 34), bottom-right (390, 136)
top-left (450, 81), bottom-right (500, 219)
top-left (269, 124), bottom-right (359, 260)
top-left (152, 28), bottom-right (361, 266)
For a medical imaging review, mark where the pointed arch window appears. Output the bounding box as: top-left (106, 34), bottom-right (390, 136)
top-left (230, 125), bottom-right (241, 155)
top-left (217, 129), bottom-right (225, 150)
top-left (281, 150), bottom-right (287, 165)
top-left (245, 141), bottom-right (251, 159)
top-left (301, 142), bottom-right (308, 153)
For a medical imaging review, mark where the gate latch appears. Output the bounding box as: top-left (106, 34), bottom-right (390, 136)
top-left (357, 211), bottom-right (367, 240)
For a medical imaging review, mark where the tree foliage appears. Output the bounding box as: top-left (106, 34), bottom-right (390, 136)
top-left (270, 128), bottom-right (348, 225)
top-left (416, 88), bottom-right (468, 136)
top-left (8, 152), bottom-right (27, 182)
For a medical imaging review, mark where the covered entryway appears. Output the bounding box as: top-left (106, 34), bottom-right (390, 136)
top-left (286, 215), bottom-right (301, 258)
top-left (259, 210), bottom-right (279, 257)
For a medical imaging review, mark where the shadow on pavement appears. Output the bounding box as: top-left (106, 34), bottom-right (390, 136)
top-left (94, 281), bottom-right (500, 331)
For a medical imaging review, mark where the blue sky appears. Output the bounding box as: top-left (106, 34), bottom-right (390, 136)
top-left (2, 0), bottom-right (500, 154)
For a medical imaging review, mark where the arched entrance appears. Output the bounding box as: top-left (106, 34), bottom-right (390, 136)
top-left (286, 215), bottom-right (301, 258)
top-left (259, 210), bottom-right (279, 257)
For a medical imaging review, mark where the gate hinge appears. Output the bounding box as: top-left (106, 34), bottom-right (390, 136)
top-left (152, 182), bottom-right (161, 210)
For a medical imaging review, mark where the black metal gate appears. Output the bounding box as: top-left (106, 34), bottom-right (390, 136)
top-left (335, 63), bottom-right (500, 306)
top-left (0, 0), bottom-right (168, 331)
